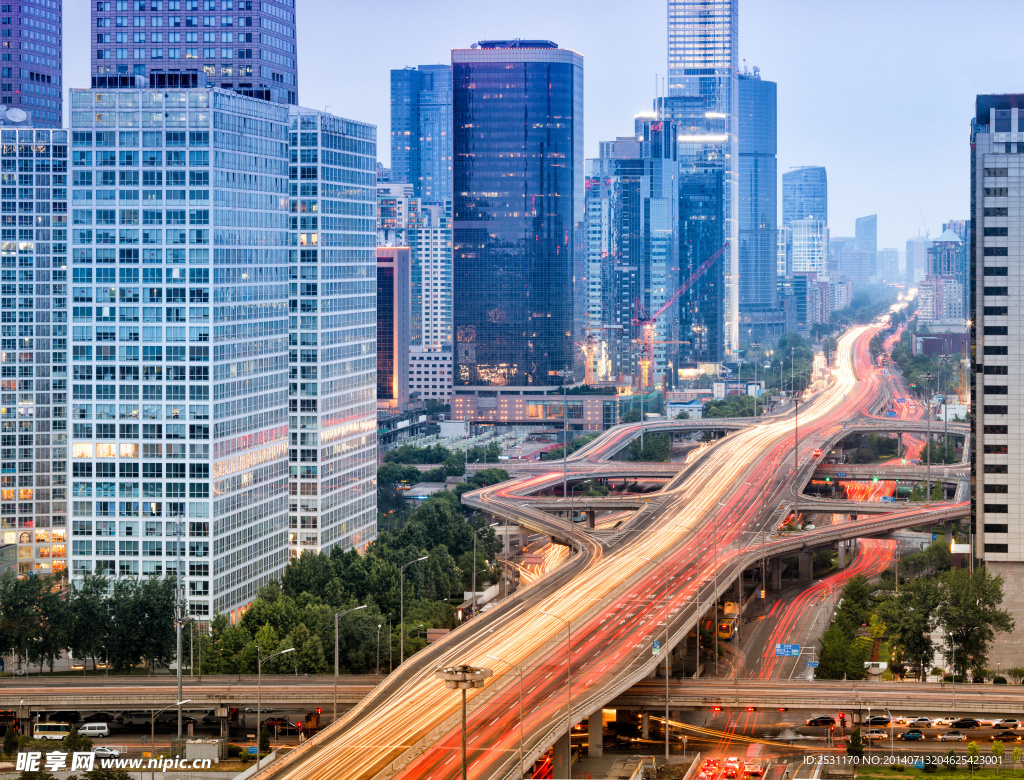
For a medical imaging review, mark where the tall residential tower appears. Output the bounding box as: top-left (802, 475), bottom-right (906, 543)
top-left (2, 2), bottom-right (62, 126)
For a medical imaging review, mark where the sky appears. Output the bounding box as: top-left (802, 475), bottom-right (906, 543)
top-left (62, 0), bottom-right (1024, 249)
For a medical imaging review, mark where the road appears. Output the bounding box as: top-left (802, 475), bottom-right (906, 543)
top-left (246, 326), bottom-right (895, 780)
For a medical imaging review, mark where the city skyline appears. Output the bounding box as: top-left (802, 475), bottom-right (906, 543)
top-left (61, 0), bottom-right (1015, 248)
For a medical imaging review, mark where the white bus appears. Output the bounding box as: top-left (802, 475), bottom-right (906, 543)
top-left (34, 722), bottom-right (70, 741)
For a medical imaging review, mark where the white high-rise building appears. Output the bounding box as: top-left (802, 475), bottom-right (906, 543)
top-left (790, 217), bottom-right (829, 275)
top-left (287, 108), bottom-right (378, 557)
top-left (65, 88), bottom-right (378, 620)
top-left (668, 0), bottom-right (739, 355)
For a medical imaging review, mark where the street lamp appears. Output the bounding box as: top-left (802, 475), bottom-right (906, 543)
top-left (333, 605), bottom-right (367, 723)
top-left (639, 554), bottom-right (671, 762)
top-left (487, 654), bottom-right (525, 779)
top-left (101, 645), bottom-right (108, 677)
top-left (376, 624), bottom-right (383, 686)
top-left (922, 372), bottom-right (935, 501)
top-left (793, 395), bottom-right (802, 525)
top-left (150, 699), bottom-right (191, 757)
top-left (256, 646), bottom-right (294, 771)
top-left (400, 556), bottom-right (428, 664)
top-left (436, 665), bottom-right (493, 780)
top-left (540, 610), bottom-right (572, 779)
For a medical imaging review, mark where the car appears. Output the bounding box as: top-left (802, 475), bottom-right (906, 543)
top-left (898, 729), bottom-right (925, 741)
top-left (48, 711), bottom-right (81, 723)
top-left (865, 715), bottom-right (891, 726)
top-left (87, 712), bottom-right (119, 723)
top-left (991, 731), bottom-right (1024, 742)
top-left (995, 719), bottom-right (1021, 729)
top-left (262, 717), bottom-right (288, 729)
top-left (863, 729), bottom-right (888, 741)
top-left (155, 712), bottom-right (196, 725)
top-left (933, 716), bottom-right (957, 727)
top-left (903, 717), bottom-right (932, 727)
top-left (805, 715), bottom-right (837, 726)
top-left (938, 731), bottom-right (966, 742)
top-left (951, 718), bottom-right (982, 729)
top-left (244, 707), bottom-right (273, 713)
top-left (92, 747), bottom-right (121, 759)
top-left (743, 766), bottom-right (765, 778)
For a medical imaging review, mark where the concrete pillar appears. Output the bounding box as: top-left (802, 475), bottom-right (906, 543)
top-left (588, 710), bottom-right (604, 758)
top-left (642, 712), bottom-right (650, 739)
top-left (898, 432), bottom-right (903, 456)
top-left (552, 732), bottom-right (570, 778)
top-left (770, 560), bottom-right (783, 591)
top-left (945, 520), bottom-right (954, 543)
top-left (838, 541), bottom-right (846, 569)
top-left (219, 717), bottom-right (229, 738)
top-left (586, 509), bottom-right (595, 529)
top-left (798, 552), bottom-right (813, 581)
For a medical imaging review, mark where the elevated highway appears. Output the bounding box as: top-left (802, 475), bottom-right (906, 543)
top-left (253, 324), bottom-right (970, 780)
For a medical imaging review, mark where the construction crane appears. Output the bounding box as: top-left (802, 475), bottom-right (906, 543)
top-left (580, 325), bottom-right (623, 385)
top-left (631, 242), bottom-right (729, 389)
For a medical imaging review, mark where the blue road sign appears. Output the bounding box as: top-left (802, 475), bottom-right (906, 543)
top-left (897, 398), bottom-right (906, 403)
top-left (886, 412), bottom-right (897, 417)
top-left (652, 640), bottom-right (661, 655)
top-left (881, 496), bottom-right (895, 503)
top-left (932, 533), bottom-right (938, 541)
top-left (775, 644), bottom-right (800, 657)
top-left (248, 747), bottom-right (257, 755)
top-left (837, 472), bottom-right (847, 478)
top-left (807, 661), bottom-right (819, 668)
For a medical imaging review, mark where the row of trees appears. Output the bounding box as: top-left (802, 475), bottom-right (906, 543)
top-left (0, 574), bottom-right (177, 673)
top-left (889, 323), bottom-right (961, 397)
top-left (817, 549), bottom-right (1014, 683)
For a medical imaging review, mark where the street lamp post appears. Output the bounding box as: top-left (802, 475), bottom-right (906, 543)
top-left (540, 610), bottom-right (572, 778)
top-left (922, 372), bottom-right (935, 501)
top-left (333, 605), bottom-right (367, 723)
top-left (436, 665), bottom-right (493, 780)
top-left (487, 654), bottom-right (524, 779)
top-left (256, 646), bottom-right (294, 771)
top-left (150, 700), bottom-right (190, 758)
top-left (101, 645), bottom-right (108, 677)
top-left (639, 555), bottom-right (671, 762)
top-left (793, 396), bottom-right (802, 524)
top-left (400, 556), bottom-right (428, 664)
top-left (376, 624), bottom-right (382, 686)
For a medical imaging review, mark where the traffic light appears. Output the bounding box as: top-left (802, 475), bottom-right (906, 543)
top-left (712, 706), bottom-right (722, 713)
top-left (316, 708), bottom-right (321, 715)
top-left (746, 707), bottom-right (756, 712)
top-left (778, 707), bottom-right (788, 712)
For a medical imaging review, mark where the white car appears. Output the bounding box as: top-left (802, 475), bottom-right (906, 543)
top-left (995, 719), bottom-right (1021, 729)
top-left (903, 717), bottom-right (932, 727)
top-left (938, 731), bottom-right (967, 742)
top-left (93, 747), bottom-right (121, 758)
top-left (863, 729), bottom-right (888, 741)
top-left (932, 716), bottom-right (957, 727)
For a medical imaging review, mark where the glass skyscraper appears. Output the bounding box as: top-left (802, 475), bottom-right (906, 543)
top-left (667, 0), bottom-right (739, 355)
top-left (1, 2), bottom-right (62, 127)
top-left (782, 166), bottom-right (827, 226)
top-left (451, 40), bottom-right (583, 387)
top-left (390, 65), bottom-right (452, 206)
top-left (737, 69), bottom-right (777, 314)
top-left (90, 0), bottom-right (298, 106)
top-left (679, 170), bottom-right (724, 364)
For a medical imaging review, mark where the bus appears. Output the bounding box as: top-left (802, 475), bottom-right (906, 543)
top-left (717, 617), bottom-right (737, 641)
top-left (34, 722), bottom-right (70, 741)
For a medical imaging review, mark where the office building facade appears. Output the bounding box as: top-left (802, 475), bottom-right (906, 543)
top-left (790, 217), bottom-right (828, 274)
top-left (667, 0), bottom-right (738, 355)
top-left (1, 2), bottom-right (62, 127)
top-left (906, 235), bottom-right (931, 286)
top-left (287, 107), bottom-right (377, 558)
top-left (376, 247), bottom-right (410, 409)
top-left (971, 94), bottom-right (1024, 665)
top-left (390, 65), bottom-right (451, 205)
top-left (781, 166), bottom-right (827, 226)
top-left (855, 213), bottom-right (877, 280)
top-left (678, 170), bottom-right (724, 364)
top-left (0, 125), bottom-right (68, 575)
top-left (90, 0), bottom-right (298, 106)
top-left (451, 40), bottom-right (583, 388)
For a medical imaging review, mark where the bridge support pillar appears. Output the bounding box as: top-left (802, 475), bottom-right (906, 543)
top-left (553, 732), bottom-right (571, 778)
top-left (837, 541), bottom-right (846, 569)
top-left (898, 432), bottom-right (903, 456)
top-left (945, 520), bottom-right (954, 543)
top-left (588, 710), bottom-right (604, 758)
top-left (219, 718), bottom-right (229, 738)
top-left (642, 712), bottom-right (651, 739)
top-left (770, 559), bottom-right (782, 591)
top-left (586, 509), bottom-right (596, 529)
top-left (798, 552), bottom-right (813, 581)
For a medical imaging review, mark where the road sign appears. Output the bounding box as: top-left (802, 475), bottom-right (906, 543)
top-left (652, 640), bottom-right (661, 655)
top-left (886, 412), bottom-right (897, 417)
top-left (932, 533), bottom-right (938, 541)
top-left (897, 398), bottom-right (905, 403)
top-left (248, 747), bottom-right (257, 755)
top-left (775, 643), bottom-right (800, 657)
top-left (807, 661), bottom-right (819, 668)
top-left (914, 760), bottom-right (925, 769)
top-left (881, 496), bottom-right (895, 503)
top-left (837, 472), bottom-right (847, 478)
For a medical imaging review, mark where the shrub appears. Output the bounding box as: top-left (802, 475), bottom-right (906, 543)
top-left (226, 744), bottom-right (243, 758)
top-left (994, 675), bottom-right (1008, 684)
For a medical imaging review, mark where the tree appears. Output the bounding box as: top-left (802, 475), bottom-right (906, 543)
top-left (1005, 667), bottom-right (1024, 685)
top-left (627, 433), bottom-right (671, 462)
top-left (67, 574), bottom-right (110, 672)
top-left (1010, 746), bottom-right (1022, 773)
top-left (937, 568), bottom-right (1014, 679)
top-left (3, 725), bottom-right (17, 758)
top-left (994, 740), bottom-right (1006, 774)
top-left (846, 727), bottom-right (864, 758)
top-left (968, 741), bottom-right (982, 771)
top-left (259, 726), bottom-right (270, 754)
top-left (878, 577), bottom-right (941, 681)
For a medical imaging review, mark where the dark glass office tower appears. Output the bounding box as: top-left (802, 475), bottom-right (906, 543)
top-left (737, 69), bottom-right (777, 313)
top-left (679, 170), bottom-right (725, 364)
top-left (452, 40), bottom-right (584, 387)
top-left (1, 2), bottom-right (62, 126)
top-left (391, 65), bottom-right (452, 204)
top-left (782, 166), bottom-right (827, 225)
top-left (91, 0), bottom-right (297, 105)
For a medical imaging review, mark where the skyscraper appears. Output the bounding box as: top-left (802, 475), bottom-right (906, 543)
top-left (90, 0), bottom-right (298, 105)
top-left (905, 235), bottom-right (931, 285)
top-left (971, 94), bottom-right (1023, 666)
top-left (667, 0), bottom-right (739, 354)
top-left (377, 247), bottom-right (411, 409)
top-left (65, 87), bottom-right (378, 618)
top-left (586, 118), bottom-right (679, 383)
top-left (790, 217), bottom-right (829, 275)
top-left (679, 170), bottom-right (724, 363)
top-left (782, 166), bottom-right (827, 226)
top-left (1, 3), bottom-right (62, 127)
top-left (451, 40), bottom-right (583, 388)
top-left (855, 214), bottom-right (878, 281)
top-left (390, 65), bottom-right (452, 205)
